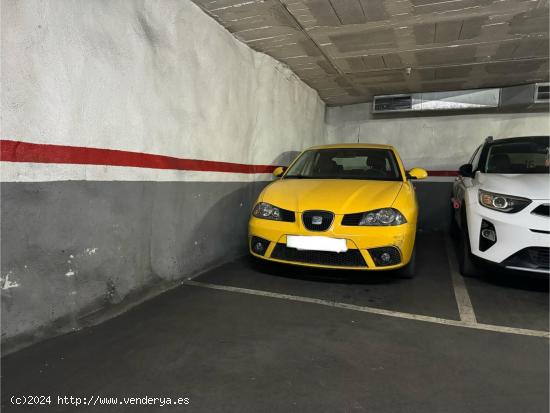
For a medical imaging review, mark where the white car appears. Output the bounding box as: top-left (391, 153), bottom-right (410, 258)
top-left (451, 136), bottom-right (549, 276)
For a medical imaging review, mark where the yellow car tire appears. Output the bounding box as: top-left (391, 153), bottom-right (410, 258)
top-left (397, 248), bottom-right (416, 279)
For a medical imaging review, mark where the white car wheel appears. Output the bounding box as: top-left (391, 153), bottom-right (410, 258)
top-left (459, 222), bottom-right (479, 277)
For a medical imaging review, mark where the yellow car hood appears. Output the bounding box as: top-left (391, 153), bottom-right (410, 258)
top-left (260, 179), bottom-right (403, 214)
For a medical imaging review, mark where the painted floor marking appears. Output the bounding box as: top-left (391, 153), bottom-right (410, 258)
top-left (445, 237), bottom-right (477, 323)
top-left (182, 280), bottom-right (549, 339)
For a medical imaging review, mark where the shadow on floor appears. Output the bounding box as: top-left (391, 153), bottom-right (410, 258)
top-left (448, 236), bottom-right (549, 293)
top-left (477, 270), bottom-right (549, 292)
top-left (247, 255), bottom-right (403, 286)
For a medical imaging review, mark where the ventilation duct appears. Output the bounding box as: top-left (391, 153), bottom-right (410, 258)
top-left (500, 82), bottom-right (549, 108)
top-left (419, 89), bottom-right (501, 111)
top-left (372, 83), bottom-right (548, 114)
top-left (373, 94), bottom-right (414, 112)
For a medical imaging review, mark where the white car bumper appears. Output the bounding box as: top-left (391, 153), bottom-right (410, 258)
top-left (466, 200), bottom-right (549, 274)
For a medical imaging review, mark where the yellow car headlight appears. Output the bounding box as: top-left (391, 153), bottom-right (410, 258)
top-left (252, 202), bottom-right (296, 222)
top-left (358, 208), bottom-right (406, 226)
top-left (253, 202), bottom-right (282, 220)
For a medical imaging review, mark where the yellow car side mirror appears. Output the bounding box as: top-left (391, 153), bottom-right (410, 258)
top-left (408, 167), bottom-right (428, 180)
top-left (272, 166), bottom-right (286, 178)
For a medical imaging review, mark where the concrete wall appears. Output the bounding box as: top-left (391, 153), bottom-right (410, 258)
top-left (1, 0), bottom-right (326, 351)
top-left (3, 0), bottom-right (549, 354)
top-left (327, 103), bottom-right (550, 171)
top-left (326, 103), bottom-right (550, 231)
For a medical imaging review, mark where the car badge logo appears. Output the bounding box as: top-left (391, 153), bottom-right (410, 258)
top-left (312, 216), bottom-right (323, 225)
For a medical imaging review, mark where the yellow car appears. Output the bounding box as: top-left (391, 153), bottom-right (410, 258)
top-left (248, 144), bottom-right (427, 277)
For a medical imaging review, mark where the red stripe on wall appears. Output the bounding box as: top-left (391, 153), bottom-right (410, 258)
top-left (425, 170), bottom-right (457, 177)
top-left (0, 140), bottom-right (277, 174)
top-left (0, 139), bottom-right (459, 176)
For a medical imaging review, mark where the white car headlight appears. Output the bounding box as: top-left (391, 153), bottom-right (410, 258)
top-left (252, 202), bottom-right (282, 221)
top-left (358, 208), bottom-right (407, 226)
top-left (478, 190), bottom-right (531, 213)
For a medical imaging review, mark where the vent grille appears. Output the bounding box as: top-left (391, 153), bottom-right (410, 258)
top-left (532, 204), bottom-right (549, 217)
top-left (502, 247), bottom-right (550, 270)
top-left (530, 248), bottom-right (550, 269)
top-left (373, 95), bottom-right (412, 112)
top-left (271, 244), bottom-right (367, 267)
top-left (535, 83), bottom-right (550, 102)
top-left (341, 212), bottom-right (364, 226)
top-left (279, 208), bottom-right (296, 222)
top-left (302, 210), bottom-right (334, 231)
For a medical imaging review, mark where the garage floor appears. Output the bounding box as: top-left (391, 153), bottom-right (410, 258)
top-left (2, 233), bottom-right (548, 412)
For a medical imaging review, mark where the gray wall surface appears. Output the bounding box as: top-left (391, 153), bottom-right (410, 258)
top-left (414, 182), bottom-right (454, 233)
top-left (1, 181), bottom-right (266, 352)
top-left (326, 102), bottom-right (550, 171)
top-left (3, 0), bottom-right (546, 356)
top-left (1, 178), bottom-right (450, 353)
top-left (324, 102), bottom-right (550, 235)
top-left (1, 0), bottom-right (327, 353)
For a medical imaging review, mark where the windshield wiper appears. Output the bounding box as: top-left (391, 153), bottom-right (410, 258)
top-left (284, 175), bottom-right (314, 179)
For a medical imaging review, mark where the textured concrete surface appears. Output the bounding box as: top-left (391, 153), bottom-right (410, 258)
top-left (2, 0), bottom-right (326, 175)
top-left (199, 233), bottom-right (549, 332)
top-left (413, 182), bottom-right (452, 232)
top-left (192, 0), bottom-right (549, 105)
top-left (326, 102), bottom-right (550, 170)
top-left (0, 181), bottom-right (266, 352)
top-left (465, 274), bottom-right (550, 332)
top-left (0, 179), bottom-right (452, 352)
top-left (202, 233), bottom-right (463, 320)
top-left (2, 0), bottom-right (548, 366)
top-left (2, 234), bottom-right (548, 413)
top-left (1, 0), bottom-right (327, 351)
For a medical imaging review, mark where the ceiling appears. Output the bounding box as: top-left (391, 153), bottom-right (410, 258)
top-left (192, 0), bottom-right (549, 106)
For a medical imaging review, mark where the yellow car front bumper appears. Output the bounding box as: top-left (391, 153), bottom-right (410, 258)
top-left (248, 214), bottom-right (416, 271)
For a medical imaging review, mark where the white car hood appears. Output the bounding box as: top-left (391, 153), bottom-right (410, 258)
top-left (477, 173), bottom-right (550, 200)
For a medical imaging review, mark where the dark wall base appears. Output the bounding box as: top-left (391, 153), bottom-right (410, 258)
top-left (1, 181), bottom-right (267, 353)
top-left (1, 180), bottom-right (451, 353)
top-left (414, 181), bottom-right (453, 233)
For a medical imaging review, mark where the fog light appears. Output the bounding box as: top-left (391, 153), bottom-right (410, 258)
top-left (368, 247), bottom-right (401, 267)
top-left (481, 229), bottom-right (496, 242)
top-left (479, 220), bottom-right (497, 252)
top-left (254, 242), bottom-right (264, 252)
top-left (251, 236), bottom-right (269, 256)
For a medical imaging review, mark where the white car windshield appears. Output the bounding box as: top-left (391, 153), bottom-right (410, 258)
top-left (284, 148), bottom-right (402, 181)
top-left (484, 137), bottom-right (549, 174)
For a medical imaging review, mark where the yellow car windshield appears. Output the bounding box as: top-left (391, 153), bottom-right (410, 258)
top-left (284, 148), bottom-right (402, 181)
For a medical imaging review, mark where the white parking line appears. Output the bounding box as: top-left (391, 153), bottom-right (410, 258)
top-left (182, 280), bottom-right (550, 339)
top-left (445, 237), bottom-right (477, 323)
